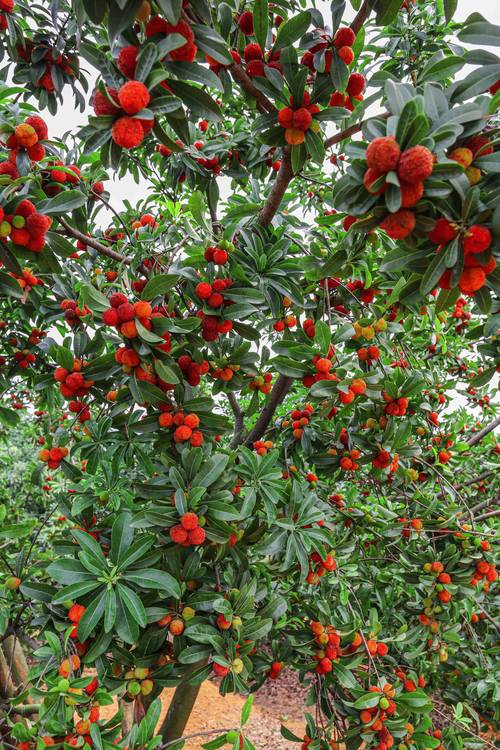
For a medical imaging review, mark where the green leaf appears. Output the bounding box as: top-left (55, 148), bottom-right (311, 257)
top-left (330, 54), bottom-right (349, 93)
top-left (0, 406), bottom-right (20, 427)
top-left (241, 695), bottom-right (253, 726)
top-left (191, 24), bottom-right (233, 65)
top-left (117, 583), bottom-right (147, 628)
top-left (419, 250), bottom-right (449, 295)
top-left (458, 20), bottom-right (500, 47)
top-left (167, 80), bottom-right (223, 121)
top-left (77, 588), bottom-right (107, 641)
top-left (0, 271), bottom-right (23, 298)
top-left (444, 0), bottom-right (458, 21)
top-left (192, 453), bottom-right (229, 488)
top-left (374, 0), bottom-right (403, 24)
top-left (123, 569), bottom-right (181, 598)
top-left (142, 273), bottom-right (179, 299)
top-left (273, 11), bottom-right (311, 51)
top-left (80, 283), bottom-right (109, 313)
top-left (157, 0), bottom-right (182, 24)
top-left (135, 43), bottom-right (158, 83)
top-left (37, 190), bottom-right (88, 214)
top-left (104, 588), bottom-right (117, 632)
top-left (110, 512), bottom-right (134, 565)
top-left (154, 359), bottom-right (180, 385)
top-left (253, 0), bottom-right (269, 52)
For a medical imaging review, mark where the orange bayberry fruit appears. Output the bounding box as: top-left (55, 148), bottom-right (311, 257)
top-left (315, 357), bottom-right (332, 373)
top-left (337, 46), bottom-right (354, 65)
top-left (180, 512), bottom-right (199, 530)
top-left (366, 136), bottom-right (401, 173)
top-left (428, 217), bottom-right (457, 244)
top-left (285, 128), bottom-right (305, 145)
top-left (449, 147), bottom-right (473, 168)
top-left (15, 123), bottom-right (38, 148)
top-left (397, 145), bottom-right (433, 182)
top-left (111, 117), bottom-right (145, 149)
top-left (459, 267), bottom-right (485, 295)
top-left (379, 210), bottom-right (416, 239)
top-left (350, 378), bottom-right (366, 395)
top-left (400, 180), bottom-right (424, 208)
top-left (118, 81), bottom-right (151, 114)
top-left (463, 225), bottom-right (491, 254)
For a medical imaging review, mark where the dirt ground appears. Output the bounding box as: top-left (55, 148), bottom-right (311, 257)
top-left (101, 669), bottom-right (309, 748)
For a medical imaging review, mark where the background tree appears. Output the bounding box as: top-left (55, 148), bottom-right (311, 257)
top-left (0, 1), bottom-right (499, 750)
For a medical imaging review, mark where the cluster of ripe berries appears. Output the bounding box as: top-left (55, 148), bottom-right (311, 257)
top-left (60, 299), bottom-right (91, 326)
top-left (10, 268), bottom-right (44, 295)
top-left (382, 392), bottom-right (409, 417)
top-left (194, 280), bottom-right (234, 341)
top-left (0, 199), bottom-right (52, 253)
top-left (12, 349), bottom-right (36, 369)
top-left (329, 72), bottom-right (366, 111)
top-left (372, 449), bottom-right (397, 471)
top-left (38, 445), bottom-right (69, 469)
top-left (93, 81), bottom-right (153, 150)
top-left (448, 132), bottom-right (494, 186)
top-left (302, 25), bottom-right (358, 72)
top-left (252, 439), bottom-right (274, 456)
top-left (204, 245), bottom-right (230, 265)
top-left (273, 313), bottom-right (298, 332)
top-left (102, 292), bottom-right (153, 339)
top-left (16, 41), bottom-right (77, 93)
top-left (429, 220), bottom-right (495, 296)
top-left (310, 620), bottom-right (342, 674)
top-left (306, 552), bottom-right (336, 584)
top-left (358, 684), bottom-right (397, 748)
top-left (178, 354), bottom-right (210, 386)
top-left (281, 403), bottom-right (314, 440)
top-left (158, 408), bottom-right (204, 447)
top-left (169, 512), bottom-right (206, 546)
top-left (471, 559), bottom-right (497, 587)
top-left (249, 372), bottom-right (273, 393)
top-left (301, 351), bottom-right (337, 388)
top-left (277, 92), bottom-right (320, 146)
top-left (363, 137), bottom-right (434, 238)
top-left (357, 344), bottom-right (381, 365)
top-left (54, 359), bottom-right (94, 400)
top-left (0, 114), bottom-right (48, 178)
top-left (67, 603), bottom-right (86, 640)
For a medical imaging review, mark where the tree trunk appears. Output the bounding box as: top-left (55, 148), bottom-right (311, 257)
top-left (3, 636), bottom-right (32, 699)
top-left (0, 645), bottom-right (15, 698)
top-left (158, 660), bottom-right (206, 742)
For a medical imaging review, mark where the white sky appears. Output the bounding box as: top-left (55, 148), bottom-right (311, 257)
top-left (38, 0), bottom-right (498, 214)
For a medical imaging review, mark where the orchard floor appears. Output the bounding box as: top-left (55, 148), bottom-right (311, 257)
top-left (101, 671), bottom-right (309, 748)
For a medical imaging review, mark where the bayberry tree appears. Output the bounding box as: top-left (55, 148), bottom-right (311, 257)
top-left (0, 1), bottom-right (499, 749)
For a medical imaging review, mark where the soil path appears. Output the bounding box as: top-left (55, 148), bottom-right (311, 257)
top-left (101, 671), bottom-right (309, 748)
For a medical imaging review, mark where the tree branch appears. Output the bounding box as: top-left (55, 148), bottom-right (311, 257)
top-left (475, 507), bottom-right (500, 522)
top-left (258, 147), bottom-right (294, 226)
top-left (244, 374), bottom-right (293, 447)
top-left (351, 0), bottom-right (371, 34)
top-left (58, 217), bottom-right (129, 264)
top-left (228, 63), bottom-right (276, 114)
top-left (466, 415), bottom-right (500, 447)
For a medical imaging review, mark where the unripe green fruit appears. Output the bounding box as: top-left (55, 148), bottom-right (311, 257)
top-left (62, 599), bottom-right (74, 609)
top-left (435, 583), bottom-right (443, 592)
top-left (226, 730), bottom-right (239, 744)
top-left (434, 605), bottom-right (442, 614)
top-left (424, 606), bottom-right (433, 615)
top-left (57, 678), bottom-right (70, 691)
top-left (5, 576), bottom-right (21, 590)
top-left (134, 667), bottom-right (150, 679)
top-left (231, 616), bottom-right (242, 630)
top-left (127, 680), bottom-right (141, 696)
top-left (0, 221), bottom-right (11, 237)
top-left (422, 597), bottom-right (433, 607)
top-left (379, 696), bottom-right (389, 709)
top-left (12, 215), bottom-right (25, 229)
top-left (232, 658), bottom-right (244, 674)
top-left (182, 606), bottom-right (196, 620)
